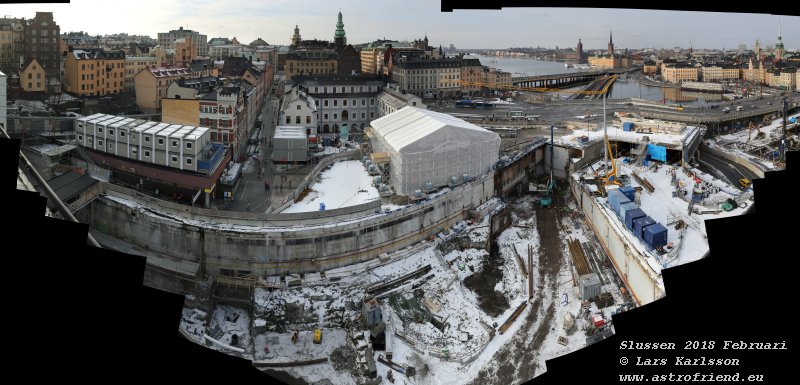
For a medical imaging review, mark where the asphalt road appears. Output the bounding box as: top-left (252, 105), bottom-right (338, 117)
top-left (696, 148), bottom-right (758, 187)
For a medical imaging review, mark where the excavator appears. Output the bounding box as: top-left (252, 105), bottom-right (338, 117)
top-left (601, 135), bottom-right (623, 187)
top-left (745, 122), bottom-right (765, 144)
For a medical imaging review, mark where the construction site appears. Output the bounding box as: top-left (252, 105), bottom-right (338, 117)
top-left (9, 69), bottom-right (798, 385)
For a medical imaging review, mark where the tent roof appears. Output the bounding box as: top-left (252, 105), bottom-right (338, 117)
top-left (370, 106), bottom-right (496, 153)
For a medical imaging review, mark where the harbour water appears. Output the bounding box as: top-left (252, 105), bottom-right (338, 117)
top-left (471, 54), bottom-right (723, 107)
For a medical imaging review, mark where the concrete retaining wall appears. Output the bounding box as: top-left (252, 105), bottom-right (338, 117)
top-left (86, 172), bottom-right (495, 281)
top-left (700, 144), bottom-right (766, 179)
top-left (570, 177), bottom-right (665, 305)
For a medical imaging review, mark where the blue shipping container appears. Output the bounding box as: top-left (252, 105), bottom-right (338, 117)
top-left (633, 216), bottom-right (656, 241)
top-left (618, 202), bottom-right (639, 221)
top-left (623, 122), bottom-right (634, 131)
top-left (624, 208), bottom-right (647, 230)
top-left (619, 186), bottom-right (636, 201)
top-left (607, 190), bottom-right (630, 214)
top-left (643, 223), bottom-right (668, 249)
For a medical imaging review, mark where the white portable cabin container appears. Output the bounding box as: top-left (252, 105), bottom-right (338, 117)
top-left (129, 121), bottom-right (158, 160)
top-left (141, 123), bottom-right (169, 164)
top-left (74, 113), bottom-right (105, 146)
top-left (169, 125), bottom-right (195, 171)
top-left (95, 116), bottom-right (125, 154)
top-left (115, 119), bottom-right (146, 158)
top-left (83, 114), bottom-right (116, 150)
top-left (155, 124), bottom-right (182, 167)
top-left (106, 118), bottom-right (135, 156)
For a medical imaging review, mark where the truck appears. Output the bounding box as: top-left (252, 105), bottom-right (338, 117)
top-left (722, 107), bottom-right (730, 113)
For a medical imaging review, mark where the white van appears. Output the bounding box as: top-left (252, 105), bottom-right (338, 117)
top-left (736, 106), bottom-right (744, 111)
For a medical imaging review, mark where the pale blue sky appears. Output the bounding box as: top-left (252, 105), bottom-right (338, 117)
top-left (3, 1), bottom-right (797, 50)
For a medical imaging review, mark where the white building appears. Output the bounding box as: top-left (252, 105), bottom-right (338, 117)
top-left (370, 107), bottom-right (500, 195)
top-left (280, 84), bottom-right (318, 136)
top-left (378, 83), bottom-right (426, 117)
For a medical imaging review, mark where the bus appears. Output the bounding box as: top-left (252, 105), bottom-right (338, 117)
top-left (455, 100), bottom-right (475, 108)
top-left (510, 110), bottom-right (524, 119)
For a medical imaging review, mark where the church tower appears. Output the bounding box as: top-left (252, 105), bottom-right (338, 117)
top-left (334, 11), bottom-right (347, 52)
top-left (291, 25), bottom-right (301, 47)
top-left (608, 31), bottom-right (614, 57)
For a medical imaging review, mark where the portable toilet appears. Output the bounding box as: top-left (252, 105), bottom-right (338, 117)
top-left (633, 216), bottom-right (656, 241)
top-left (319, 202), bottom-right (326, 211)
top-left (624, 208), bottom-right (647, 230)
top-left (643, 223), bottom-right (668, 249)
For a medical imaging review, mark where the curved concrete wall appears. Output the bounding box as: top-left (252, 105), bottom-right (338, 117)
top-left (85, 172), bottom-right (495, 279)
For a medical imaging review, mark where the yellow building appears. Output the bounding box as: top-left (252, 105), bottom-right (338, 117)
top-left (643, 61), bottom-right (658, 75)
top-left (588, 56), bottom-right (622, 69)
top-left (125, 56), bottom-right (157, 93)
top-left (162, 98), bottom-right (200, 126)
top-left (360, 47), bottom-right (382, 75)
top-left (134, 66), bottom-right (191, 113)
top-left (460, 57), bottom-right (483, 93)
top-left (701, 65), bottom-right (740, 82)
top-left (662, 64), bottom-right (698, 83)
top-left (770, 70), bottom-right (796, 90)
top-left (20, 58), bottom-right (47, 92)
top-left (483, 67), bottom-right (511, 89)
top-left (285, 50), bottom-right (338, 78)
top-left (64, 48), bottom-right (126, 97)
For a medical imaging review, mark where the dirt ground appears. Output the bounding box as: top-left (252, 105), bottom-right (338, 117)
top-left (463, 240), bottom-right (511, 318)
top-left (468, 188), bottom-right (568, 385)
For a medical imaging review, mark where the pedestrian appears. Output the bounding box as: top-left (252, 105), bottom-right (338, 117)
top-left (247, 201), bottom-right (251, 211)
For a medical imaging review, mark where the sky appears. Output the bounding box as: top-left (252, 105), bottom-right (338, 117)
top-left (3, 1), bottom-right (798, 50)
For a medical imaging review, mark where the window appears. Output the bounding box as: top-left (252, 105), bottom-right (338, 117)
top-left (370, 112), bottom-right (375, 118)
top-left (144, 150), bottom-right (150, 157)
top-left (361, 112), bottom-right (366, 119)
top-left (341, 87), bottom-right (345, 93)
top-left (157, 138), bottom-right (164, 145)
top-left (78, 135), bottom-right (83, 141)
top-left (360, 86), bottom-right (363, 92)
top-left (324, 100), bottom-right (328, 107)
top-left (295, 116), bottom-right (300, 124)
top-left (333, 100), bottom-right (338, 107)
top-left (186, 158), bottom-right (192, 165)
top-left (286, 116), bottom-right (291, 124)
top-left (343, 99), bottom-right (347, 107)
top-left (109, 143), bottom-right (114, 149)
top-left (145, 136), bottom-right (151, 142)
top-left (323, 87), bottom-right (327, 93)
top-left (370, 98), bottom-right (375, 105)
top-left (361, 99), bottom-right (366, 106)
top-left (98, 127), bottom-right (103, 133)
top-left (350, 87), bottom-right (354, 92)
top-left (334, 113), bottom-right (338, 120)
top-left (413, 102), bottom-right (417, 106)
top-left (324, 113), bottom-right (329, 120)
top-left (306, 116), bottom-right (311, 124)
top-left (171, 156), bottom-right (178, 163)
top-left (28, 73), bottom-right (31, 79)
top-left (98, 140), bottom-right (103, 146)
top-left (352, 99), bottom-right (357, 106)
top-left (109, 129), bottom-right (114, 135)
top-left (132, 147), bottom-right (138, 154)
top-left (296, 105), bottom-right (301, 110)
top-left (186, 142), bottom-right (192, 149)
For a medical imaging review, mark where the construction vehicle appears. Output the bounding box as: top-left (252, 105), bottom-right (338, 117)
top-left (746, 122), bottom-right (765, 144)
top-left (313, 329), bottom-right (322, 344)
top-left (739, 178), bottom-right (751, 189)
top-left (601, 134), bottom-right (623, 187)
top-left (291, 330), bottom-right (299, 343)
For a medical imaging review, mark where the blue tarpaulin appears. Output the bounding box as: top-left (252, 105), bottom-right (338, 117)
top-left (646, 144), bottom-right (667, 162)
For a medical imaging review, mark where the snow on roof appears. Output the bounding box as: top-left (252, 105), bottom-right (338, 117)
top-left (370, 106), bottom-right (499, 153)
top-left (274, 126), bottom-right (307, 139)
top-left (564, 125), bottom-right (699, 147)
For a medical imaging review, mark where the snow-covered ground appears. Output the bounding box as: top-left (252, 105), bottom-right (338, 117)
top-left (706, 113), bottom-right (799, 170)
top-left (282, 160), bottom-right (380, 213)
top-left (563, 124), bottom-right (700, 147)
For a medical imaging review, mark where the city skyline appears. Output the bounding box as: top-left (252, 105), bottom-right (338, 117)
top-left (3, 1), bottom-right (798, 50)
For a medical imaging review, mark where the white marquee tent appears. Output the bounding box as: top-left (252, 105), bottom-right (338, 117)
top-left (370, 107), bottom-right (500, 195)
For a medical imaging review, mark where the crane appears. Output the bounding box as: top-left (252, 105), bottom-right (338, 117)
top-left (601, 134), bottom-right (623, 187)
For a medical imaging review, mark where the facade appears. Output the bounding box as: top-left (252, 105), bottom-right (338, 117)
top-left (377, 83), bottom-right (426, 117)
top-left (24, 12), bottom-right (61, 93)
top-left (771, 69), bottom-right (796, 90)
top-left (174, 37), bottom-right (195, 67)
top-left (337, 45), bottom-right (361, 75)
top-left (0, 18), bottom-right (21, 83)
top-left (124, 56), bottom-right (157, 93)
top-left (157, 27), bottom-right (208, 57)
top-left (701, 65), bottom-right (740, 82)
top-left (285, 49), bottom-right (338, 78)
top-left (459, 57), bottom-right (483, 94)
top-left (297, 75), bottom-right (384, 134)
top-left (588, 56), bottom-right (622, 69)
top-left (19, 58), bottom-right (46, 92)
top-left (280, 84), bottom-right (317, 135)
top-left (662, 64), bottom-right (699, 83)
top-left (483, 67), bottom-right (511, 89)
top-left (134, 66), bottom-right (191, 113)
top-left (63, 48), bottom-right (126, 97)
top-left (391, 58), bottom-right (461, 98)
top-left (1, 71), bottom-right (6, 131)
top-left (360, 47), bottom-right (383, 75)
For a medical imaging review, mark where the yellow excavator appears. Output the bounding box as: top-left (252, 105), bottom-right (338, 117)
top-left (745, 122), bottom-right (765, 144)
top-left (602, 135), bottom-right (623, 187)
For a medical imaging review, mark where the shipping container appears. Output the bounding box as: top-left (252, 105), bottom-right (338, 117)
top-left (633, 216), bottom-right (656, 241)
top-left (579, 273), bottom-right (602, 300)
top-left (606, 189), bottom-right (630, 214)
top-left (643, 223), bottom-right (668, 249)
top-left (623, 122), bottom-right (634, 132)
top-left (619, 186), bottom-right (636, 201)
top-left (618, 201), bottom-right (638, 222)
top-left (624, 208), bottom-right (646, 230)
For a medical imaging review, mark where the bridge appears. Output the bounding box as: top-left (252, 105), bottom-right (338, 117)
top-left (511, 68), bottom-right (636, 88)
